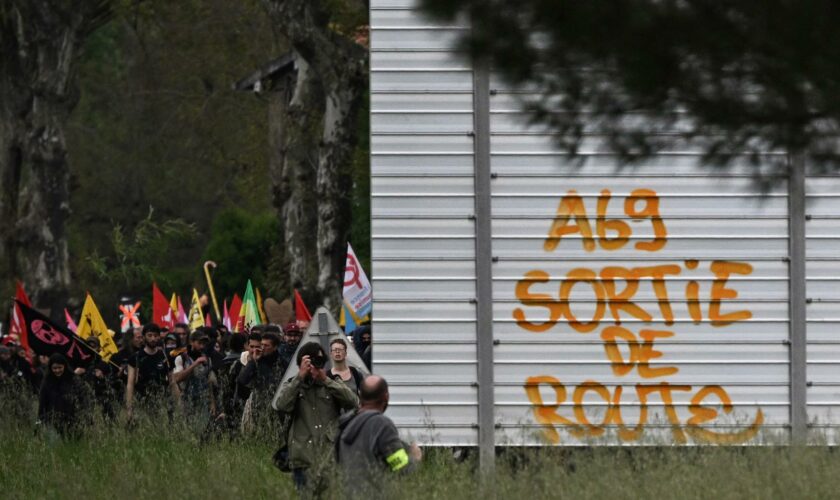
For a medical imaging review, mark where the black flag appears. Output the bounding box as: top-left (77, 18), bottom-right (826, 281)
top-left (15, 300), bottom-right (95, 367)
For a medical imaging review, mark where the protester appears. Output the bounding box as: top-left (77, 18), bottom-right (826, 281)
top-left (279, 322), bottom-right (303, 368)
top-left (274, 342), bottom-right (359, 493)
top-left (80, 336), bottom-right (117, 419)
top-left (350, 325), bottom-right (372, 371)
top-left (326, 338), bottom-right (364, 395)
top-left (237, 331), bottom-right (287, 433)
top-left (163, 333), bottom-right (180, 366)
top-left (217, 332), bottom-right (247, 429)
top-left (196, 326), bottom-right (225, 374)
top-left (231, 332), bottom-right (262, 408)
top-left (125, 323), bottom-right (180, 421)
top-left (336, 375), bottom-right (421, 496)
top-left (37, 353), bottom-right (91, 438)
top-left (173, 330), bottom-right (217, 434)
top-left (111, 327), bottom-right (144, 393)
top-left (173, 323), bottom-right (190, 349)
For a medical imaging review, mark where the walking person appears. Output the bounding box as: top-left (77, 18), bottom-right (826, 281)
top-left (173, 330), bottom-right (218, 435)
top-left (125, 323), bottom-right (180, 423)
top-left (37, 354), bottom-right (91, 439)
top-left (336, 375), bottom-right (422, 497)
top-left (274, 342), bottom-right (359, 495)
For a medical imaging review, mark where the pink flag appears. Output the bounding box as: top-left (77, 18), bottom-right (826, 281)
top-left (222, 299), bottom-right (231, 330)
top-left (177, 296), bottom-right (188, 324)
top-left (64, 308), bottom-right (78, 333)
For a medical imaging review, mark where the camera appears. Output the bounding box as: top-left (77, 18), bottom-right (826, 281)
top-left (310, 354), bottom-right (327, 369)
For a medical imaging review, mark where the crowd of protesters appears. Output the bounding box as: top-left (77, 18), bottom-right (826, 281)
top-left (0, 318), bottom-right (420, 497)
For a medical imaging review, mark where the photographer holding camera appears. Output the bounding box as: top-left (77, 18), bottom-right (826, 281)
top-left (274, 341), bottom-right (358, 494)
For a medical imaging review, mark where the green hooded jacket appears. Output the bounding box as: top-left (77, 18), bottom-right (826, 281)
top-left (274, 374), bottom-right (359, 469)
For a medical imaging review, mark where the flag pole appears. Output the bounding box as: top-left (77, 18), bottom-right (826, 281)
top-left (203, 261), bottom-right (222, 322)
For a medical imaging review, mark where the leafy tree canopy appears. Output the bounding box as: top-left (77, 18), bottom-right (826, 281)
top-left (419, 0), bottom-right (840, 182)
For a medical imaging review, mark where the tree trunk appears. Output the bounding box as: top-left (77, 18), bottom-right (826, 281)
top-left (0, 1), bottom-right (111, 317)
top-left (264, 0), bottom-right (367, 315)
top-left (268, 54), bottom-right (323, 303)
top-left (315, 82), bottom-right (364, 313)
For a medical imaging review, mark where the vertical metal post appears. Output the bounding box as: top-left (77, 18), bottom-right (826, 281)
top-left (788, 154), bottom-right (808, 443)
top-left (472, 59), bottom-right (496, 473)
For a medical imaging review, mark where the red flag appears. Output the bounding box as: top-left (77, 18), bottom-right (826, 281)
top-left (12, 281), bottom-right (32, 360)
top-left (294, 289), bottom-right (312, 323)
top-left (152, 283), bottom-right (174, 330)
top-left (228, 294), bottom-right (242, 332)
top-left (204, 313), bottom-right (212, 327)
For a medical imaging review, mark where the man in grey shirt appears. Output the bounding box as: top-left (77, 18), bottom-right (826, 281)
top-left (336, 375), bottom-right (422, 495)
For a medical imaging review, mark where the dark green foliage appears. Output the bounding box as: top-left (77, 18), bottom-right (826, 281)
top-left (201, 207), bottom-right (281, 299)
top-left (419, 0), bottom-right (840, 181)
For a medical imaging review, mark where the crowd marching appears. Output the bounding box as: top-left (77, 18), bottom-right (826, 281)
top-left (0, 310), bottom-right (420, 496)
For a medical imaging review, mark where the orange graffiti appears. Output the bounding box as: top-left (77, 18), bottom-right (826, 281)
top-left (709, 260), bottom-right (754, 327)
top-left (624, 188), bottom-right (667, 251)
top-left (544, 190), bottom-right (595, 252)
top-left (597, 189), bottom-right (631, 250)
top-left (513, 270), bottom-right (561, 333)
top-left (544, 189), bottom-right (668, 252)
top-left (522, 187), bottom-right (763, 444)
top-left (558, 268), bottom-right (606, 333)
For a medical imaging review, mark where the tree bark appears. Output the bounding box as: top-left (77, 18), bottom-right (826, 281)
top-left (0, 1), bottom-right (110, 317)
top-left (264, 0), bottom-right (367, 314)
top-left (268, 54), bottom-right (323, 303)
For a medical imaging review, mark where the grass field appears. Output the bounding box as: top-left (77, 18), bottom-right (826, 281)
top-left (2, 397), bottom-right (839, 499)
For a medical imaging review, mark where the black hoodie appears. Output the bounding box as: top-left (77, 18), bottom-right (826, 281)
top-left (336, 409), bottom-right (414, 494)
top-left (38, 354), bottom-right (88, 435)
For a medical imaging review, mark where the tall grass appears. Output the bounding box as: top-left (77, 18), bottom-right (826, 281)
top-left (1, 395), bottom-right (839, 499)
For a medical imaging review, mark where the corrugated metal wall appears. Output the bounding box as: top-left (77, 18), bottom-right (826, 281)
top-left (370, 0), bottom-right (837, 446)
top-left (806, 171), bottom-right (840, 442)
top-left (371, 0), bottom-right (479, 445)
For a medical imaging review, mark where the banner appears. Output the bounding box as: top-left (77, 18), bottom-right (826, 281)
top-left (256, 288), bottom-right (268, 324)
top-left (16, 301), bottom-right (95, 368)
top-left (11, 282), bottom-right (32, 359)
top-left (228, 294), bottom-right (242, 331)
top-left (79, 294), bottom-right (119, 361)
top-left (343, 243), bottom-right (372, 318)
top-left (222, 299), bottom-right (231, 330)
top-left (118, 297), bottom-right (141, 334)
top-left (294, 289), bottom-right (311, 324)
top-left (188, 289), bottom-right (204, 331)
top-left (236, 280), bottom-right (260, 331)
top-left (153, 283), bottom-right (175, 330)
top-left (64, 309), bottom-right (78, 333)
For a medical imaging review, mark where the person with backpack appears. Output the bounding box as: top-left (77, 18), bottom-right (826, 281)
top-left (125, 323), bottom-right (180, 423)
top-left (326, 338), bottom-right (364, 395)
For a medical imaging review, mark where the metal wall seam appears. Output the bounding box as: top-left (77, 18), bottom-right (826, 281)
top-left (472, 57), bottom-right (496, 473)
top-left (788, 155), bottom-right (808, 443)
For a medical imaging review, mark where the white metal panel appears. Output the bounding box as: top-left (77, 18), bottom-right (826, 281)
top-left (806, 175), bottom-right (840, 431)
top-left (371, 0), bottom-right (478, 445)
top-left (370, 2), bottom-right (840, 446)
top-left (487, 68), bottom-right (792, 444)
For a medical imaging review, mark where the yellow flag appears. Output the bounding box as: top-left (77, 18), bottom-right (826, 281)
top-left (255, 288), bottom-right (268, 324)
top-left (77, 293), bottom-right (119, 361)
top-left (170, 293), bottom-right (178, 316)
top-left (189, 289), bottom-right (204, 330)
